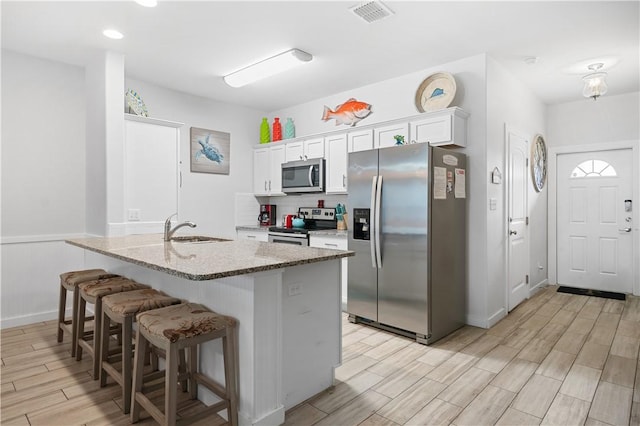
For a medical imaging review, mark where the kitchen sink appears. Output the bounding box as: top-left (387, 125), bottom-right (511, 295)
top-left (170, 236), bottom-right (230, 243)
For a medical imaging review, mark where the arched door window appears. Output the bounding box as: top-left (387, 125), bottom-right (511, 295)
top-left (570, 160), bottom-right (617, 178)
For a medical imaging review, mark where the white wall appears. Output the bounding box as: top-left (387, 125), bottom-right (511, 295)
top-left (1, 50), bottom-right (86, 237)
top-left (124, 78), bottom-right (264, 240)
top-left (1, 50), bottom-right (88, 327)
top-left (269, 54), bottom-right (491, 327)
top-left (547, 91), bottom-right (640, 147)
top-left (486, 57), bottom-right (547, 325)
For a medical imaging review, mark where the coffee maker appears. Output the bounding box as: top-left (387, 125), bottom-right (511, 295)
top-left (258, 204), bottom-right (276, 226)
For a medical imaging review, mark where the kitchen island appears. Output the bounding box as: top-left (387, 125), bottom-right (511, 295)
top-left (66, 234), bottom-right (354, 426)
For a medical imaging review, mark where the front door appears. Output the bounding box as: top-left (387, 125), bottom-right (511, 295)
top-left (557, 149), bottom-right (633, 293)
top-left (507, 129), bottom-right (529, 311)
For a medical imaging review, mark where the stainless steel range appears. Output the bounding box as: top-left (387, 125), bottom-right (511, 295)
top-left (268, 207), bottom-right (337, 246)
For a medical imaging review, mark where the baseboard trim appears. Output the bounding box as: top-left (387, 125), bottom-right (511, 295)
top-left (1, 307), bottom-right (94, 329)
top-left (530, 279), bottom-right (548, 296)
top-left (238, 405), bottom-right (285, 426)
top-left (465, 314), bottom-right (488, 329)
top-left (487, 307), bottom-right (506, 328)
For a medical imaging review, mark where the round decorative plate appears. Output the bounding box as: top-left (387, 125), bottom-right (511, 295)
top-left (531, 134), bottom-right (547, 192)
top-left (125, 89), bottom-right (148, 117)
top-left (415, 72), bottom-right (457, 112)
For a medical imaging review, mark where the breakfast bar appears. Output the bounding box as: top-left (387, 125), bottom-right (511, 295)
top-left (66, 234), bottom-right (354, 426)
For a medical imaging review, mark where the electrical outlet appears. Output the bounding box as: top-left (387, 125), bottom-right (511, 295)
top-left (128, 209), bottom-right (141, 221)
top-left (288, 283), bottom-right (302, 296)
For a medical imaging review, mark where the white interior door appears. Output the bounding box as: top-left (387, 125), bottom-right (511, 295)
top-left (557, 149), bottom-right (633, 293)
top-left (507, 129), bottom-right (529, 311)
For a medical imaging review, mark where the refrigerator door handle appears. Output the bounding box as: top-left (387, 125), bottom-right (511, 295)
top-left (375, 175), bottom-right (383, 269)
top-left (370, 175), bottom-right (378, 268)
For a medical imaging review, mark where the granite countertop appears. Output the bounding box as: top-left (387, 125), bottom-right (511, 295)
top-left (66, 234), bottom-right (353, 281)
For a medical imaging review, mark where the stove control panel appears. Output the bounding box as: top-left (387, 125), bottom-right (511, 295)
top-left (298, 207), bottom-right (335, 221)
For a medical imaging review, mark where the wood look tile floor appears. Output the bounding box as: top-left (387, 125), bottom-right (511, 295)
top-left (1, 285), bottom-right (638, 425)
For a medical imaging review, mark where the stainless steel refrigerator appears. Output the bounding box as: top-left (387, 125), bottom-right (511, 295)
top-left (347, 144), bottom-right (466, 344)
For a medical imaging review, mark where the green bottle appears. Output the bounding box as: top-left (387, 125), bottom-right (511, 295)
top-left (260, 118), bottom-right (270, 144)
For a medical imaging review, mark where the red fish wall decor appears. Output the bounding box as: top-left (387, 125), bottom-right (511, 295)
top-left (322, 98), bottom-right (372, 127)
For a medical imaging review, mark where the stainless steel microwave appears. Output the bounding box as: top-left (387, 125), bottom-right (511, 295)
top-left (281, 158), bottom-right (325, 193)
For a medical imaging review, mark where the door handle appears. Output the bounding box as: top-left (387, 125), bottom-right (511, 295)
top-left (370, 176), bottom-right (378, 268)
top-left (509, 230), bottom-right (517, 235)
top-left (308, 166), bottom-right (314, 186)
top-left (619, 227), bottom-right (632, 233)
top-left (375, 175), bottom-right (383, 269)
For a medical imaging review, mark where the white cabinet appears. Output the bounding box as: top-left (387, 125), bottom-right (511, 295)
top-left (348, 129), bottom-right (373, 153)
top-left (324, 133), bottom-right (348, 194)
top-left (237, 229), bottom-right (269, 242)
top-left (285, 137), bottom-right (324, 162)
top-left (123, 114), bottom-right (182, 234)
top-left (374, 122), bottom-right (409, 149)
top-left (253, 145), bottom-right (285, 196)
top-left (409, 107), bottom-right (468, 147)
top-left (309, 234), bottom-right (348, 309)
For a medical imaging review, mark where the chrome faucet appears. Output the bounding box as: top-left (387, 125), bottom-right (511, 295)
top-left (164, 213), bottom-right (197, 241)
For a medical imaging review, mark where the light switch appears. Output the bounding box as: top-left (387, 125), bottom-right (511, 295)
top-left (489, 198), bottom-right (497, 211)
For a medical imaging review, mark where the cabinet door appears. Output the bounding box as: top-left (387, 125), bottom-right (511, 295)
top-left (253, 148), bottom-right (270, 195)
top-left (348, 129), bottom-right (373, 153)
top-left (269, 145), bottom-right (286, 194)
top-left (375, 122), bottom-right (409, 149)
top-left (410, 114), bottom-right (452, 145)
top-left (285, 141), bottom-right (304, 162)
top-left (304, 137), bottom-right (325, 159)
top-left (325, 134), bottom-right (348, 193)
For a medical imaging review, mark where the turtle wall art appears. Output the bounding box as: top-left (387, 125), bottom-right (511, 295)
top-left (190, 127), bottom-right (230, 174)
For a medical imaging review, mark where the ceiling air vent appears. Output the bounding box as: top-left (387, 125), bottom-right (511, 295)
top-left (349, 1), bottom-right (395, 23)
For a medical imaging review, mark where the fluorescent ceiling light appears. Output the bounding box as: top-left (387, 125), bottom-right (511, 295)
top-left (103, 29), bottom-right (124, 40)
top-left (223, 49), bottom-right (313, 88)
top-left (135, 0), bottom-right (157, 7)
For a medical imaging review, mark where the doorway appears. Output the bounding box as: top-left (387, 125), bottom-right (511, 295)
top-left (550, 142), bottom-right (639, 295)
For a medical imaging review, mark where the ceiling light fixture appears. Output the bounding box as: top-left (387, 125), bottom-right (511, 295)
top-left (135, 0), bottom-right (157, 6)
top-left (223, 49), bottom-right (313, 88)
top-left (582, 63), bottom-right (608, 100)
top-left (103, 29), bottom-right (124, 40)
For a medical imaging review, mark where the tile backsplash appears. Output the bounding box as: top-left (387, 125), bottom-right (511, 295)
top-left (236, 193), bottom-right (347, 227)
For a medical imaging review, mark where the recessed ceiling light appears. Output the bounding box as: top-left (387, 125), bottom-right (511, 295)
top-left (135, 0), bottom-right (157, 7)
top-left (103, 29), bottom-right (124, 40)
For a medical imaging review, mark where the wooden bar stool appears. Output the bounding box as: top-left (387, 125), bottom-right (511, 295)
top-left (57, 269), bottom-right (119, 357)
top-left (76, 276), bottom-right (150, 379)
top-left (131, 303), bottom-right (238, 426)
top-left (100, 288), bottom-right (182, 414)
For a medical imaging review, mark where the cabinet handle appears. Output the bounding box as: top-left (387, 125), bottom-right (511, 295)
top-left (304, 155), bottom-right (308, 161)
top-left (247, 235), bottom-right (256, 239)
top-left (269, 180), bottom-right (271, 191)
top-left (264, 181), bottom-right (267, 191)
top-left (299, 155), bottom-right (303, 160)
top-left (342, 174), bottom-right (346, 188)
top-left (179, 171), bottom-right (183, 188)
top-left (324, 243), bottom-right (338, 248)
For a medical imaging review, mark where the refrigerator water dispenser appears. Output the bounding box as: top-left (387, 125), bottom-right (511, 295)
top-left (353, 208), bottom-right (370, 240)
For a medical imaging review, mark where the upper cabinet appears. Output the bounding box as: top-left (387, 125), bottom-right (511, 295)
top-left (254, 145), bottom-right (286, 196)
top-left (409, 107), bottom-right (468, 147)
top-left (347, 129), bottom-right (373, 153)
top-left (374, 122), bottom-right (409, 149)
top-left (324, 133), bottom-right (348, 194)
top-left (285, 137), bottom-right (324, 162)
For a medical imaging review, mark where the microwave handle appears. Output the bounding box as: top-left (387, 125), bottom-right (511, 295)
top-left (308, 165), bottom-right (314, 186)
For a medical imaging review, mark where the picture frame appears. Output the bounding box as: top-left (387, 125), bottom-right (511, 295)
top-left (190, 127), bottom-right (230, 174)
